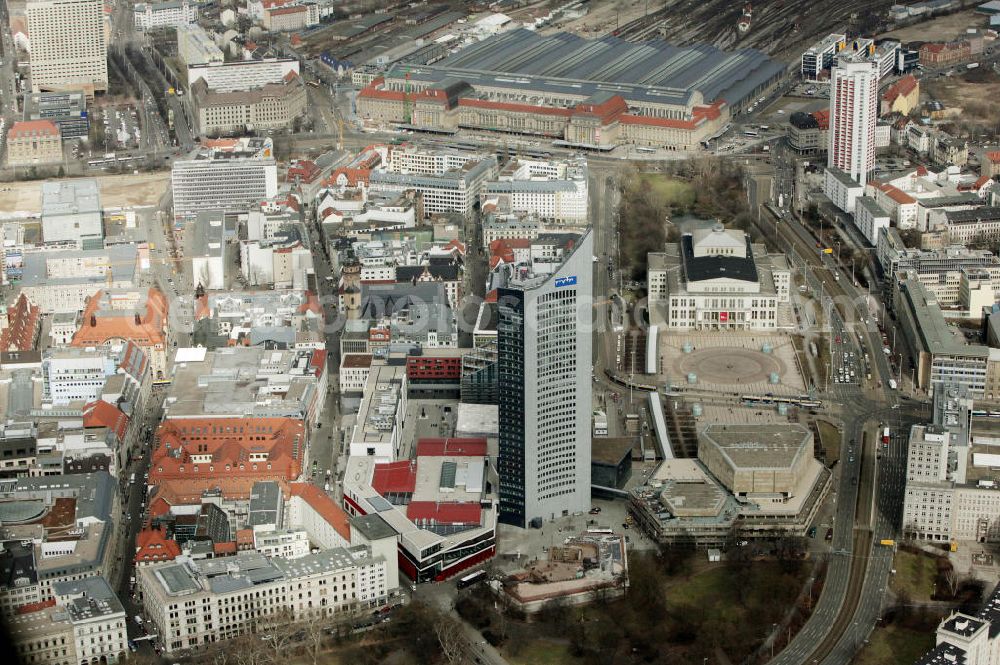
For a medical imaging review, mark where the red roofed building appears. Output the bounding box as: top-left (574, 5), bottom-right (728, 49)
top-left (343, 437), bottom-right (496, 583)
top-left (135, 525), bottom-right (182, 565)
top-left (406, 501), bottom-right (481, 524)
top-left (919, 41), bottom-right (971, 66)
top-left (262, 2), bottom-right (317, 31)
top-left (881, 75), bottom-right (919, 116)
top-left (70, 288), bottom-right (169, 379)
top-left (5, 120), bottom-right (62, 167)
top-left (981, 150), bottom-right (1000, 179)
top-left (287, 159), bottom-right (321, 184)
top-left (0, 293), bottom-right (41, 352)
top-left (372, 460), bottom-right (417, 495)
top-left (150, 416), bottom-right (304, 488)
top-left (82, 400), bottom-right (130, 441)
top-left (415, 437), bottom-right (488, 457)
top-left (488, 238), bottom-right (532, 270)
top-left (212, 541), bottom-right (238, 556)
top-left (288, 482), bottom-right (352, 546)
top-left (357, 72), bottom-right (728, 150)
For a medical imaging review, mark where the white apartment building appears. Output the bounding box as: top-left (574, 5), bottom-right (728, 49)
top-left (171, 154), bottom-right (278, 218)
top-left (828, 56), bottom-right (879, 187)
top-left (138, 548), bottom-right (390, 654)
top-left (648, 226), bottom-right (790, 331)
top-left (9, 577), bottom-right (127, 665)
top-left (368, 150), bottom-right (498, 217)
top-left (386, 147), bottom-right (486, 174)
top-left (187, 59), bottom-right (300, 93)
top-left (252, 529), bottom-right (311, 559)
top-left (854, 195), bottom-right (891, 246)
top-left (18, 245), bottom-right (139, 313)
top-left (349, 363), bottom-right (407, 462)
top-left (482, 178), bottom-right (588, 224)
top-left (902, 390), bottom-right (1000, 545)
top-left (240, 239), bottom-right (312, 289)
top-left (42, 348), bottom-right (122, 405)
top-left (26, 0), bottom-right (108, 97)
top-left (176, 24), bottom-right (223, 66)
top-left (133, 0), bottom-right (197, 30)
top-left (824, 166), bottom-right (865, 214)
top-left (339, 354), bottom-right (372, 395)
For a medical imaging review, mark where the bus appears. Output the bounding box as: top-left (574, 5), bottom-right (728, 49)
top-left (307, 81), bottom-right (320, 88)
top-left (456, 569), bottom-right (486, 589)
top-left (636, 146), bottom-right (656, 154)
top-left (744, 130), bottom-right (759, 137)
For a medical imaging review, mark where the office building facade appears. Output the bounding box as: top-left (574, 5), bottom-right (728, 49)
top-left (497, 231), bottom-right (593, 527)
top-left (26, 0), bottom-right (108, 97)
top-left (171, 157), bottom-right (278, 218)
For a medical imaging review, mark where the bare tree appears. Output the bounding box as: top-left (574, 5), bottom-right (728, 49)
top-left (229, 633), bottom-right (270, 665)
top-left (254, 607), bottom-right (298, 660)
top-left (303, 612), bottom-right (328, 665)
top-left (434, 614), bottom-right (467, 665)
top-left (943, 568), bottom-right (961, 599)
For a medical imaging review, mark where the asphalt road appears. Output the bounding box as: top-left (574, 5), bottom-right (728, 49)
top-left (753, 145), bottom-right (921, 665)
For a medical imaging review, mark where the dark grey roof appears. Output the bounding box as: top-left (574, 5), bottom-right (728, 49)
top-left (0, 541), bottom-right (37, 589)
top-left (941, 614), bottom-right (985, 637)
top-left (913, 643), bottom-right (967, 665)
top-left (359, 282), bottom-right (449, 319)
top-left (789, 111), bottom-right (819, 129)
top-left (681, 234), bottom-right (758, 283)
top-left (977, 581), bottom-right (1000, 639)
top-left (247, 481), bottom-right (282, 528)
top-left (945, 207), bottom-right (1000, 223)
top-left (350, 513), bottom-right (398, 541)
top-left (396, 264), bottom-right (461, 283)
top-left (399, 28), bottom-right (785, 109)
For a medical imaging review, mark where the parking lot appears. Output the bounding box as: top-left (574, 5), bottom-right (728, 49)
top-left (93, 104), bottom-right (141, 152)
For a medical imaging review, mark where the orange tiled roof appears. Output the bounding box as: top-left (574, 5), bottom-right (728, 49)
top-left (134, 526), bottom-right (181, 564)
top-left (16, 599), bottom-right (57, 615)
top-left (7, 120), bottom-right (59, 139)
top-left (290, 483), bottom-right (351, 541)
top-left (883, 75), bottom-right (918, 103)
top-left (71, 288), bottom-right (168, 350)
top-left (82, 400), bottom-right (130, 440)
top-left (150, 416), bottom-right (304, 487)
top-left (213, 541), bottom-right (237, 555)
top-left (0, 294), bottom-right (40, 352)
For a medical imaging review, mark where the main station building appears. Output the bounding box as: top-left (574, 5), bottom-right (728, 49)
top-left (357, 29), bottom-right (784, 151)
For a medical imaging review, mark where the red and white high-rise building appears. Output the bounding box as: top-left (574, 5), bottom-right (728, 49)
top-left (828, 56), bottom-right (879, 187)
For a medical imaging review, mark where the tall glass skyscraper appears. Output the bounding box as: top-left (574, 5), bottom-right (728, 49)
top-left (496, 231), bottom-right (593, 527)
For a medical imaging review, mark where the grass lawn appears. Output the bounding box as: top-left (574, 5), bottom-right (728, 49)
top-left (816, 420), bottom-right (841, 466)
top-left (636, 173), bottom-right (697, 208)
top-left (665, 562), bottom-right (802, 625)
top-left (854, 624), bottom-right (937, 665)
top-left (891, 550), bottom-right (939, 602)
top-left (504, 639), bottom-right (574, 665)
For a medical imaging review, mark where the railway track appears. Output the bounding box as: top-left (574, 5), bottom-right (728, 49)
top-left (808, 528), bottom-right (874, 663)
